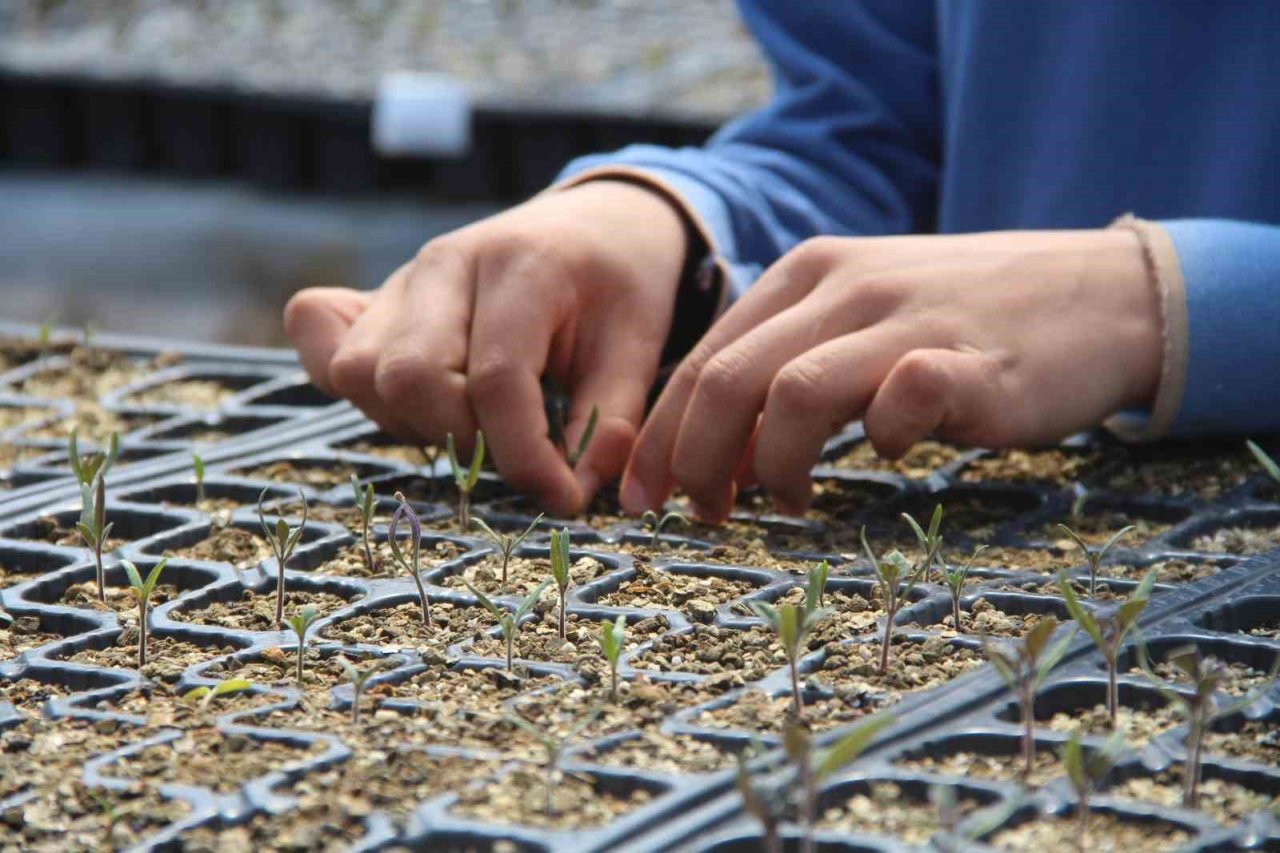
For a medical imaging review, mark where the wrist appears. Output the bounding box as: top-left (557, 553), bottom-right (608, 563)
top-left (1089, 228), bottom-right (1164, 411)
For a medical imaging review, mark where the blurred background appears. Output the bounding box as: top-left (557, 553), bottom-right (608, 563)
top-left (0, 0), bottom-right (768, 346)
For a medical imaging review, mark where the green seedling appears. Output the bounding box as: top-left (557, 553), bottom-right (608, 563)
top-left (598, 614), bottom-right (627, 702)
top-left (1137, 643), bottom-right (1280, 809)
top-left (504, 706), bottom-right (601, 815)
top-left (473, 513), bottom-right (543, 587)
top-left (784, 711), bottom-right (896, 853)
top-left (82, 320), bottom-right (93, 348)
top-left (182, 678), bottom-right (252, 708)
top-left (544, 383), bottom-right (599, 467)
top-left (338, 656), bottom-right (379, 725)
top-left (446, 430), bottom-right (485, 529)
top-left (1247, 439), bottom-right (1280, 487)
top-left (942, 545), bottom-right (988, 634)
top-left (87, 788), bottom-right (133, 843)
top-left (1060, 567), bottom-right (1156, 729)
top-left (748, 564), bottom-right (832, 719)
top-left (192, 454), bottom-right (205, 504)
top-left (984, 616), bottom-right (1075, 782)
top-left (285, 605), bottom-right (320, 684)
top-left (735, 746), bottom-right (783, 853)
top-left (930, 784), bottom-right (1024, 853)
top-left (902, 503), bottom-right (945, 582)
top-left (1061, 727), bottom-right (1125, 851)
top-left (639, 509), bottom-right (688, 549)
top-left (1058, 522), bottom-right (1134, 598)
top-left (861, 526), bottom-right (929, 675)
top-left (258, 487), bottom-right (308, 630)
top-left (37, 319), bottom-right (52, 348)
top-left (120, 558), bottom-right (168, 668)
top-left (548, 528), bottom-right (573, 639)
top-left (76, 471), bottom-right (114, 604)
top-left (68, 429), bottom-right (120, 489)
top-left (389, 492), bottom-right (431, 628)
top-left (466, 578), bottom-right (551, 671)
top-left (566, 404), bottom-right (599, 467)
top-left (351, 475), bottom-right (377, 573)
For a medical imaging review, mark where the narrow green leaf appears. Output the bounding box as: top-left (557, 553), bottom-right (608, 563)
top-left (516, 577), bottom-right (553, 621)
top-left (1247, 440), bottom-right (1280, 484)
top-left (463, 580), bottom-right (504, 618)
top-left (1034, 629), bottom-right (1077, 688)
top-left (120, 560), bottom-right (143, 591)
top-left (193, 454), bottom-right (205, 481)
top-left (1057, 571), bottom-right (1104, 648)
top-left (1062, 731), bottom-right (1086, 792)
top-left (210, 678), bottom-right (252, 698)
top-left (1057, 524), bottom-right (1092, 558)
top-left (1096, 525), bottom-right (1135, 562)
top-left (569, 405), bottom-right (599, 466)
top-left (466, 430), bottom-right (486, 490)
top-left (927, 503), bottom-right (944, 539)
top-left (815, 713), bottom-right (896, 780)
top-left (901, 512), bottom-right (928, 546)
top-left (142, 559), bottom-right (168, 599)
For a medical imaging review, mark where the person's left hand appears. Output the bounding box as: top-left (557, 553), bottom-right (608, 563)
top-left (618, 229), bottom-right (1164, 522)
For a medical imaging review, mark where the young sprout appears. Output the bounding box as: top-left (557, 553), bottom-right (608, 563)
top-left (1061, 728), bottom-right (1125, 851)
top-left (566, 404), bottom-right (599, 467)
top-left (351, 475), bottom-right (377, 573)
top-left (598, 614), bottom-right (627, 702)
top-left (338, 656), bottom-right (379, 725)
top-left (783, 711), bottom-right (896, 853)
top-left (466, 578), bottom-right (551, 671)
top-left (389, 492), bottom-right (432, 628)
top-left (640, 509), bottom-right (689, 549)
top-left (76, 470), bottom-right (113, 604)
top-left (422, 445), bottom-right (441, 497)
top-left (120, 558), bottom-right (168, 668)
top-left (749, 564), bottom-right (832, 719)
top-left (860, 526), bottom-right (929, 675)
top-left (941, 545), bottom-right (987, 634)
top-left (1058, 522), bottom-right (1134, 598)
top-left (192, 453), bottom-right (205, 505)
top-left (181, 678), bottom-right (252, 708)
top-left (258, 487), bottom-right (308, 630)
top-left (446, 430), bottom-right (485, 529)
top-left (285, 604), bottom-right (320, 684)
top-left (902, 503), bottom-right (945, 582)
top-left (1137, 643), bottom-right (1280, 809)
top-left (548, 528), bottom-right (574, 640)
top-left (983, 616), bottom-right (1075, 782)
top-left (504, 706), bottom-right (601, 815)
top-left (1060, 567), bottom-right (1156, 729)
top-left (68, 429), bottom-right (119, 488)
top-left (37, 319), bottom-right (52, 348)
top-left (1247, 439), bottom-right (1280, 487)
top-left (472, 513), bottom-right (543, 587)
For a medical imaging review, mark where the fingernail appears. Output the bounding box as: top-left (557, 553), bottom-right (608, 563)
top-left (620, 477), bottom-right (649, 515)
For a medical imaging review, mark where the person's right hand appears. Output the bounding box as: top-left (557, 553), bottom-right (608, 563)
top-left (284, 180), bottom-right (688, 515)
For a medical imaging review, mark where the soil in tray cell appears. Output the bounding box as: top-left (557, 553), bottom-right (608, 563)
top-left (906, 595), bottom-right (1061, 638)
top-left (9, 348), bottom-right (179, 400)
top-left (1111, 766), bottom-right (1279, 825)
top-left (804, 479), bottom-right (902, 527)
top-left (173, 588), bottom-right (357, 632)
top-left (1037, 508), bottom-right (1175, 548)
top-left (108, 683), bottom-right (273, 728)
top-left (1045, 702), bottom-right (1179, 746)
top-left (1095, 446), bottom-right (1257, 501)
top-left (692, 689), bottom-right (886, 735)
top-left (0, 443), bottom-right (50, 470)
top-left (319, 538), bottom-right (467, 579)
top-left (816, 781), bottom-right (985, 845)
top-left (513, 676), bottom-right (738, 740)
top-left (1190, 522), bottom-right (1280, 555)
top-left (1, 715), bottom-right (141, 802)
top-left (23, 514), bottom-right (127, 550)
top-left (1203, 720), bottom-right (1280, 766)
top-left (826, 439), bottom-right (965, 478)
top-left (466, 612), bottom-right (670, 668)
top-left (318, 600), bottom-right (489, 649)
top-left (124, 377), bottom-right (248, 410)
top-left (957, 446), bottom-right (1102, 487)
top-left (0, 405), bottom-right (49, 432)
top-left (0, 615), bottom-right (65, 662)
top-left (810, 636), bottom-right (985, 697)
top-left (0, 337), bottom-right (73, 372)
top-left (728, 582), bottom-right (886, 632)
top-left (580, 732), bottom-right (739, 776)
top-left (58, 578), bottom-right (183, 613)
top-left (962, 546), bottom-right (1069, 574)
top-left (230, 459), bottom-right (361, 488)
top-left (1134, 660), bottom-right (1278, 697)
top-left (989, 811), bottom-right (1191, 852)
top-left (1094, 558), bottom-right (1222, 584)
top-left (110, 729), bottom-right (327, 794)
top-left (161, 525), bottom-right (274, 569)
top-left (62, 634), bottom-right (235, 684)
top-left (893, 743), bottom-right (1060, 787)
top-left (451, 766), bottom-right (655, 830)
top-left (593, 564), bottom-right (763, 621)
top-left (21, 401), bottom-right (156, 443)
top-left (439, 553), bottom-right (613, 598)
top-left (1, 677), bottom-right (75, 712)
top-left (296, 502), bottom-right (394, 530)
top-left (181, 751), bottom-right (500, 852)
top-left (630, 624), bottom-right (789, 680)
top-left (978, 576), bottom-right (1128, 602)
top-left (339, 437), bottom-right (437, 466)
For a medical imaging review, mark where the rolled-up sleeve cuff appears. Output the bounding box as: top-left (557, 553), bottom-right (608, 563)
top-left (1103, 215), bottom-right (1189, 441)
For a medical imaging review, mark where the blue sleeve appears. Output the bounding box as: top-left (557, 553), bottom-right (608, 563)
top-left (556, 0), bottom-right (940, 298)
top-left (1160, 219), bottom-right (1280, 437)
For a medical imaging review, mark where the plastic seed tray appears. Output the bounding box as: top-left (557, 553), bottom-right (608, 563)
top-left (1, 331), bottom-right (1278, 851)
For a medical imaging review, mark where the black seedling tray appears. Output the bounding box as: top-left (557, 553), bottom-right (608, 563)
top-left (2, 330), bottom-right (1279, 851)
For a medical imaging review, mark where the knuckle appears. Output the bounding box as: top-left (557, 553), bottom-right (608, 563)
top-left (788, 236), bottom-right (842, 274)
top-left (414, 236), bottom-right (468, 272)
top-left (373, 350), bottom-right (428, 401)
top-left (467, 351), bottom-right (517, 400)
top-left (327, 347), bottom-right (378, 397)
top-left (893, 352), bottom-right (949, 410)
top-left (770, 359), bottom-right (830, 414)
top-left (696, 349), bottom-right (754, 403)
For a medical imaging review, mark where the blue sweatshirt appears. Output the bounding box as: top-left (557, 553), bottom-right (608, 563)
top-left (559, 0), bottom-right (1280, 438)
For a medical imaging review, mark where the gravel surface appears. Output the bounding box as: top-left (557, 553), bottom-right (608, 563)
top-left (0, 0), bottom-right (770, 118)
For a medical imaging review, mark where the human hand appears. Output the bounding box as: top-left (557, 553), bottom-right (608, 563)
top-left (620, 230), bottom-right (1163, 521)
top-left (284, 180), bottom-right (688, 515)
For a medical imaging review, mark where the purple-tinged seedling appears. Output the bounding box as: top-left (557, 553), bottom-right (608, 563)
top-left (1061, 727), bottom-right (1125, 851)
top-left (598, 614), bottom-right (627, 702)
top-left (942, 545), bottom-right (987, 634)
top-left (351, 475), bottom-right (377, 573)
top-left (1060, 567), bottom-right (1155, 728)
top-left (285, 605), bottom-right (320, 684)
top-left (466, 578), bottom-right (550, 672)
top-left (1058, 522), bottom-right (1134, 598)
top-left (120, 558), bottom-right (168, 668)
top-left (472, 513), bottom-right (543, 587)
top-left (389, 492), bottom-right (432, 628)
top-left (749, 562), bottom-right (832, 719)
top-left (548, 528), bottom-right (573, 639)
top-left (984, 616), bottom-right (1075, 783)
top-left (76, 471), bottom-right (114, 604)
top-left (446, 430), bottom-right (484, 529)
top-left (69, 429), bottom-right (119, 490)
top-left (861, 526), bottom-right (930, 675)
top-left (258, 487), bottom-right (308, 630)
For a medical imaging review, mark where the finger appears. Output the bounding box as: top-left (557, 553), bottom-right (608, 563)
top-left (327, 268), bottom-right (418, 437)
top-left (862, 347), bottom-right (1011, 460)
top-left (283, 287), bottom-right (372, 396)
top-left (668, 287), bottom-right (866, 521)
top-left (754, 326), bottom-right (909, 514)
top-left (621, 238), bottom-right (840, 514)
top-left (467, 258), bottom-right (581, 515)
top-left (373, 244), bottom-right (478, 447)
top-left (733, 426), bottom-right (759, 492)
top-left (564, 326), bottom-right (663, 507)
